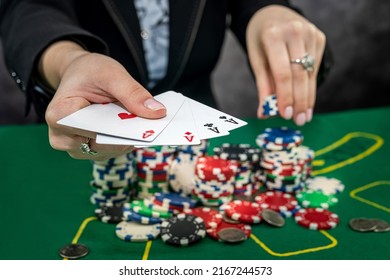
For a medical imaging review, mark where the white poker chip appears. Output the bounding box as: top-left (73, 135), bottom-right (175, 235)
top-left (305, 176), bottom-right (345, 195)
top-left (115, 221), bottom-right (161, 242)
top-left (263, 95), bottom-right (278, 116)
top-left (168, 153), bottom-right (196, 195)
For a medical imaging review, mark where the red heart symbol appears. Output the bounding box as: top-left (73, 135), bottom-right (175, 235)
top-left (118, 112), bottom-right (137, 120)
top-left (142, 130), bottom-right (155, 139)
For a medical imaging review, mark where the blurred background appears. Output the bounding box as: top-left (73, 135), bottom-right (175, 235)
top-left (1, 0), bottom-right (390, 125)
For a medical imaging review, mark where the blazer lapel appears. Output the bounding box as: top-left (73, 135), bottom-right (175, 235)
top-left (154, 0), bottom-right (206, 91)
top-left (102, 0), bottom-right (206, 91)
top-left (102, 0), bottom-right (148, 85)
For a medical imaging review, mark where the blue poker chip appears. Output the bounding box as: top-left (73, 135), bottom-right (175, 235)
top-left (94, 153), bottom-right (134, 167)
top-left (136, 170), bottom-right (169, 176)
top-left (262, 95), bottom-right (278, 116)
top-left (194, 181), bottom-right (230, 192)
top-left (177, 140), bottom-right (209, 156)
top-left (260, 127), bottom-right (303, 144)
top-left (154, 192), bottom-right (198, 209)
top-left (90, 195), bottom-right (128, 207)
top-left (123, 208), bottom-right (164, 224)
top-left (256, 127), bottom-right (303, 151)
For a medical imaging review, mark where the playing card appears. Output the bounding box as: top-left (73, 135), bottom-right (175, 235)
top-left (187, 98), bottom-right (246, 139)
top-left (57, 91), bottom-right (185, 141)
top-left (96, 98), bottom-right (201, 147)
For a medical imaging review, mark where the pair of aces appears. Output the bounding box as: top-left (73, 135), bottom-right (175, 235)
top-left (58, 91), bottom-right (247, 147)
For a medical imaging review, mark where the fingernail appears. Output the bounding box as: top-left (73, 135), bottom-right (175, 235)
top-left (144, 98), bottom-right (165, 111)
top-left (306, 108), bottom-right (313, 122)
top-left (284, 106), bottom-right (293, 120)
top-left (295, 113), bottom-right (306, 126)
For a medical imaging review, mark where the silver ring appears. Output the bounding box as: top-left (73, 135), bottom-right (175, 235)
top-left (291, 53), bottom-right (315, 72)
top-left (80, 138), bottom-right (98, 155)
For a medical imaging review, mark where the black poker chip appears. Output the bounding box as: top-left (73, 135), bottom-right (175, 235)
top-left (213, 143), bottom-right (260, 163)
top-left (160, 214), bottom-right (206, 246)
top-left (94, 203), bottom-right (124, 223)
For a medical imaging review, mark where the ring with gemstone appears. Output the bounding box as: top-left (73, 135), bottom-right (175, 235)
top-left (80, 138), bottom-right (98, 155)
top-left (291, 53), bottom-right (315, 72)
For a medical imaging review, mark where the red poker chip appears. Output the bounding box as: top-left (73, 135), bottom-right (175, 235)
top-left (195, 169), bottom-right (235, 182)
top-left (136, 162), bottom-right (169, 171)
top-left (264, 169), bottom-right (302, 177)
top-left (136, 172), bottom-right (168, 181)
top-left (191, 189), bottom-right (232, 199)
top-left (183, 207), bottom-right (223, 229)
top-left (224, 200), bottom-right (262, 224)
top-left (294, 208), bottom-right (339, 230)
top-left (136, 150), bottom-right (173, 156)
top-left (206, 220), bottom-right (252, 240)
top-left (149, 197), bottom-right (182, 213)
top-left (254, 191), bottom-right (298, 212)
top-left (196, 156), bottom-right (238, 176)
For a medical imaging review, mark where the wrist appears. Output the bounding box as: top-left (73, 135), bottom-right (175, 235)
top-left (38, 40), bottom-right (89, 89)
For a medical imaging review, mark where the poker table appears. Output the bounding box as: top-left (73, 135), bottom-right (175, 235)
top-left (1, 106), bottom-right (389, 260)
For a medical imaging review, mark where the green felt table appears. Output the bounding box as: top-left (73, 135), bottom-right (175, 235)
top-left (0, 106), bottom-right (389, 260)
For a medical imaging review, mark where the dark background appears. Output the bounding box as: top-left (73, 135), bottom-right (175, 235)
top-left (1, 0), bottom-right (390, 124)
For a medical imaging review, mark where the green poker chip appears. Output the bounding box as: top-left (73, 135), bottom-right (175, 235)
top-left (296, 190), bottom-right (338, 209)
top-left (127, 200), bottom-right (172, 219)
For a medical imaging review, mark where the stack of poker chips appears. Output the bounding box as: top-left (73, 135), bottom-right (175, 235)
top-left (122, 199), bottom-right (172, 225)
top-left (213, 143), bottom-right (262, 197)
top-left (256, 127), bottom-right (308, 193)
top-left (168, 140), bottom-right (209, 195)
top-left (149, 192), bottom-right (197, 213)
top-left (134, 146), bottom-right (176, 199)
top-left (90, 153), bottom-right (135, 206)
top-left (193, 155), bottom-right (238, 206)
top-left (297, 145), bottom-right (315, 180)
top-left (176, 140), bottom-right (209, 157)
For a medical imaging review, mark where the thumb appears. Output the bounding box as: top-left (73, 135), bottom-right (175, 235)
top-left (106, 72), bottom-right (166, 119)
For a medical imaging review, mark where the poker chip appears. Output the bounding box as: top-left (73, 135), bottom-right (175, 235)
top-left (296, 190), bottom-right (338, 209)
top-left (177, 140), bottom-right (209, 156)
top-left (206, 220), bottom-right (252, 242)
top-left (168, 153), bottom-right (196, 195)
top-left (224, 200), bottom-right (262, 224)
top-left (94, 202), bottom-right (124, 223)
top-left (134, 147), bottom-right (176, 198)
top-left (90, 154), bottom-right (135, 206)
top-left (256, 127), bottom-right (303, 151)
top-left (262, 95), bottom-right (278, 116)
top-left (305, 176), bottom-right (345, 195)
top-left (254, 191), bottom-right (298, 213)
top-left (182, 207), bottom-right (223, 229)
top-left (154, 192), bottom-right (197, 209)
top-left (151, 197), bottom-right (186, 213)
top-left (143, 197), bottom-right (175, 214)
top-left (127, 200), bottom-right (172, 218)
top-left (160, 214), bottom-right (206, 246)
top-left (195, 156), bottom-right (238, 182)
top-left (213, 143), bottom-right (260, 163)
top-left (294, 208), bottom-right (339, 230)
top-left (95, 153), bottom-right (133, 166)
top-left (115, 221), bottom-right (161, 242)
top-left (123, 208), bottom-right (164, 225)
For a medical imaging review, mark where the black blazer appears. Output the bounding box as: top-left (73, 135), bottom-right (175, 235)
top-left (1, 0), bottom-right (315, 120)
